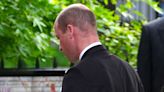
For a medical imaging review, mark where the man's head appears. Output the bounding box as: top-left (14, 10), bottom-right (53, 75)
top-left (54, 4), bottom-right (99, 63)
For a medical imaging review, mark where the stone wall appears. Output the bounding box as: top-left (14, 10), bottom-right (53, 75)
top-left (0, 77), bottom-right (63, 92)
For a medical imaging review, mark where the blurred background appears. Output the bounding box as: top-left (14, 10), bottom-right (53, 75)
top-left (0, 0), bottom-right (163, 69)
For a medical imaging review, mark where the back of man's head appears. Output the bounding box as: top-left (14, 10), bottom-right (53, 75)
top-left (55, 4), bottom-right (96, 32)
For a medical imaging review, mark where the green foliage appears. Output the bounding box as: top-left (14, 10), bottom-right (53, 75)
top-left (0, 0), bottom-right (162, 68)
top-left (140, 0), bottom-right (163, 14)
top-left (89, 0), bottom-right (143, 67)
top-left (0, 0), bottom-right (69, 68)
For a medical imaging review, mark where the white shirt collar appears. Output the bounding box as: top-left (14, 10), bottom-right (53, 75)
top-left (79, 42), bottom-right (102, 60)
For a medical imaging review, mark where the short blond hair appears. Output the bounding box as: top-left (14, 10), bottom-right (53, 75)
top-left (55, 4), bottom-right (96, 32)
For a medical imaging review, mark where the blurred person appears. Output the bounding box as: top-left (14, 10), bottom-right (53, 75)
top-left (54, 3), bottom-right (144, 92)
top-left (137, 17), bottom-right (164, 92)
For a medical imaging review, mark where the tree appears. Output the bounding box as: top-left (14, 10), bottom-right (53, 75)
top-left (0, 0), bottom-right (162, 68)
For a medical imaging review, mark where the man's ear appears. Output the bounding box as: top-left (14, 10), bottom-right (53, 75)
top-left (66, 24), bottom-right (74, 39)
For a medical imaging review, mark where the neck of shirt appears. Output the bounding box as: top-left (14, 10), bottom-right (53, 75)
top-left (79, 42), bottom-right (102, 61)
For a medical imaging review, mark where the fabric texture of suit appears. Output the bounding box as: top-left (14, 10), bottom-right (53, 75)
top-left (137, 17), bottom-right (164, 92)
top-left (62, 45), bottom-right (144, 92)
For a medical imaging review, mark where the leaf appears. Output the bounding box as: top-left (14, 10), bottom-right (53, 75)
top-left (111, 0), bottom-right (117, 5)
top-left (142, 0), bottom-right (164, 14)
top-left (33, 17), bottom-right (46, 32)
top-left (104, 0), bottom-right (108, 5)
top-left (132, 10), bottom-right (144, 17)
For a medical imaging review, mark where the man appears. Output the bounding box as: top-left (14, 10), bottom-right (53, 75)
top-left (138, 17), bottom-right (164, 92)
top-left (54, 4), bottom-right (144, 92)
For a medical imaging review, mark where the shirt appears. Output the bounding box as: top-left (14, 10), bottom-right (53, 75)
top-left (79, 42), bottom-right (102, 61)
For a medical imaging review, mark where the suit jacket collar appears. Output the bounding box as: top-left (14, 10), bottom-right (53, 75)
top-left (79, 42), bottom-right (102, 60)
top-left (80, 45), bottom-right (107, 61)
top-left (69, 45), bottom-right (108, 69)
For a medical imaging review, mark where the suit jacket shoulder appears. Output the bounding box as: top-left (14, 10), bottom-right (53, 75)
top-left (138, 17), bottom-right (164, 92)
top-left (144, 17), bottom-right (164, 29)
top-left (62, 45), bottom-right (144, 92)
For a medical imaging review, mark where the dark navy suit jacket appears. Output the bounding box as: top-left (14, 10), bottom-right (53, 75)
top-left (62, 45), bottom-right (144, 92)
top-left (138, 17), bottom-right (164, 92)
